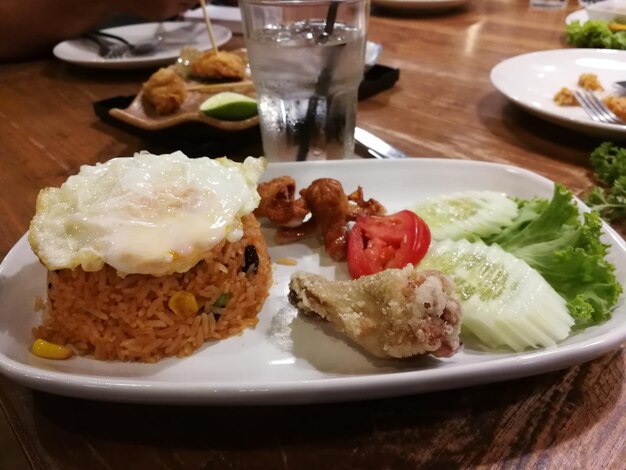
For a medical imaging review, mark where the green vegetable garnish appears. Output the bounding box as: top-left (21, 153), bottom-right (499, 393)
top-left (484, 184), bottom-right (622, 329)
top-left (417, 184), bottom-right (622, 350)
top-left (420, 238), bottom-right (573, 351)
top-left (200, 92), bottom-right (258, 121)
top-left (213, 292), bottom-right (230, 308)
top-left (566, 19), bottom-right (626, 50)
top-left (585, 142), bottom-right (626, 221)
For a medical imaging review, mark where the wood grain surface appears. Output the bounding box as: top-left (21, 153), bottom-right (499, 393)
top-left (0, 1), bottom-right (625, 468)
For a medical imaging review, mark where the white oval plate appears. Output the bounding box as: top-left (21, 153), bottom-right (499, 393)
top-left (490, 48), bottom-right (626, 139)
top-left (53, 22), bottom-right (232, 70)
top-left (371, 0), bottom-right (469, 11)
top-left (1, 159), bottom-right (625, 405)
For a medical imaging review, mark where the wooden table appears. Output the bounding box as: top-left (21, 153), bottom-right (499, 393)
top-left (1, 1), bottom-right (624, 468)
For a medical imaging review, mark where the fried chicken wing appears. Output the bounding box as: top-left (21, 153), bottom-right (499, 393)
top-left (141, 67), bottom-right (187, 116)
top-left (289, 266), bottom-right (462, 358)
top-left (191, 50), bottom-right (246, 80)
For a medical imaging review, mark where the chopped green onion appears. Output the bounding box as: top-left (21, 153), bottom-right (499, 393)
top-left (213, 292), bottom-right (230, 308)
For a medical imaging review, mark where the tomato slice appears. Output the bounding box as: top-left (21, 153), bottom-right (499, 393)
top-left (347, 210), bottom-right (431, 279)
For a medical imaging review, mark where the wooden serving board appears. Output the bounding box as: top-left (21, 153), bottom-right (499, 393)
top-left (109, 79), bottom-right (259, 131)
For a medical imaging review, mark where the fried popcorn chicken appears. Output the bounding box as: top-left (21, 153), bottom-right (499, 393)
top-left (289, 266), bottom-right (462, 358)
top-left (347, 186), bottom-right (386, 219)
top-left (141, 67), bottom-right (187, 115)
top-left (191, 50), bottom-right (246, 80)
top-left (256, 177), bottom-right (385, 261)
top-left (300, 178), bottom-right (352, 261)
top-left (255, 176), bottom-right (309, 227)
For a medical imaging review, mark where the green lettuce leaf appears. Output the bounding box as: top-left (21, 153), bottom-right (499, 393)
top-left (484, 184), bottom-right (621, 328)
top-left (566, 19), bottom-right (625, 49)
top-left (589, 141), bottom-right (626, 184)
top-left (585, 142), bottom-right (626, 220)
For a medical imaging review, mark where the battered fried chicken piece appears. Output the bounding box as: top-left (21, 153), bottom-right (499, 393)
top-left (289, 266), bottom-right (462, 358)
top-left (255, 176), bottom-right (309, 227)
top-left (141, 68), bottom-right (187, 115)
top-left (191, 50), bottom-right (246, 80)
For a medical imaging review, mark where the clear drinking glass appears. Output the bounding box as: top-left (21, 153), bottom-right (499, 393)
top-left (239, 0), bottom-right (368, 162)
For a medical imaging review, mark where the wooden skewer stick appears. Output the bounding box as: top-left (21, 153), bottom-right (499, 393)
top-left (199, 0), bottom-right (219, 53)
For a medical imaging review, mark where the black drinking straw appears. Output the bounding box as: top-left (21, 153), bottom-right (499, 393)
top-left (296, 1), bottom-right (341, 161)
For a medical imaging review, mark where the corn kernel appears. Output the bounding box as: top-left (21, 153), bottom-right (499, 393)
top-left (168, 291), bottom-right (199, 317)
top-left (31, 339), bottom-right (74, 360)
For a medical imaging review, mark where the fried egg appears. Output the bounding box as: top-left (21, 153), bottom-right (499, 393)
top-left (28, 151), bottom-right (267, 277)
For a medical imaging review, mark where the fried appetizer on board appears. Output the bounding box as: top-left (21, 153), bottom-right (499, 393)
top-left (289, 266), bottom-right (462, 359)
top-left (191, 50), bottom-right (246, 80)
top-left (141, 67), bottom-right (187, 115)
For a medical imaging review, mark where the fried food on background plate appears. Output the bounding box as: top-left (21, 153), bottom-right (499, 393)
top-left (604, 95), bottom-right (626, 121)
top-left (289, 266), bottom-right (463, 359)
top-left (553, 87), bottom-right (578, 106)
top-left (578, 73), bottom-right (604, 92)
top-left (141, 67), bottom-right (187, 115)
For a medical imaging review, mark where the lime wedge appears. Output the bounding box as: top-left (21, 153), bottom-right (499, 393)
top-left (199, 92), bottom-right (258, 121)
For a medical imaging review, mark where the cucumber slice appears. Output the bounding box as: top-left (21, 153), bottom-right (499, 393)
top-left (413, 191), bottom-right (519, 241)
top-left (199, 92), bottom-right (258, 121)
top-left (419, 239), bottom-right (574, 351)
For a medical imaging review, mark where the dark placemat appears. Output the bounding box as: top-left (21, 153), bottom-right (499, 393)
top-left (93, 64), bottom-right (400, 158)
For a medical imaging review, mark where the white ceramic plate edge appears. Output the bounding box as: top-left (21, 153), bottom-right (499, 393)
top-left (53, 22), bottom-right (232, 70)
top-left (490, 48), bottom-right (626, 139)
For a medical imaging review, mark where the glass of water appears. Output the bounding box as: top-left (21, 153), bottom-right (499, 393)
top-left (239, 0), bottom-right (368, 162)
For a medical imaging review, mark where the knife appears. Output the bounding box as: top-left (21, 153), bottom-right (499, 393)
top-left (354, 127), bottom-right (408, 159)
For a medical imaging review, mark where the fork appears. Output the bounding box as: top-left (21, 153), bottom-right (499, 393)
top-left (574, 90), bottom-right (624, 125)
top-left (85, 34), bottom-right (128, 59)
top-left (91, 30), bottom-right (163, 56)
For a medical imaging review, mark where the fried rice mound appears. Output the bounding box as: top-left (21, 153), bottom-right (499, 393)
top-left (33, 214), bottom-right (272, 363)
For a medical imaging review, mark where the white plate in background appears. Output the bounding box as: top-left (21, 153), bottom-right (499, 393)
top-left (53, 22), bottom-right (232, 70)
top-left (184, 5), bottom-right (244, 34)
top-left (1, 159), bottom-right (625, 405)
top-left (566, 8), bottom-right (588, 24)
top-left (490, 48), bottom-right (626, 139)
